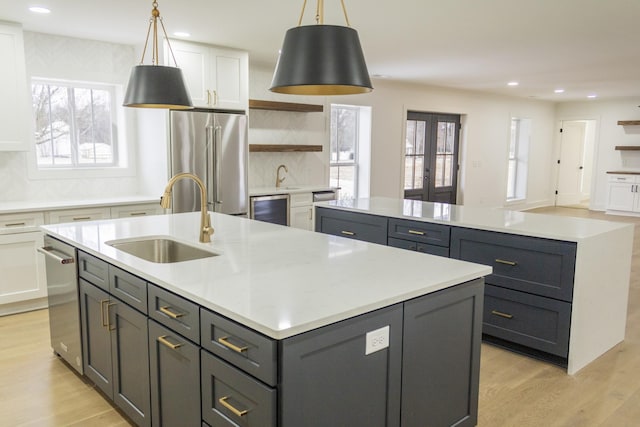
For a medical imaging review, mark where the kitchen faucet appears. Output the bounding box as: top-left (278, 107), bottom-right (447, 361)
top-left (276, 164), bottom-right (288, 188)
top-left (160, 173), bottom-right (214, 243)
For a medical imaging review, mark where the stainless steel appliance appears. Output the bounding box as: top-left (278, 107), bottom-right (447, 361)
top-left (312, 189), bottom-right (337, 202)
top-left (250, 194), bottom-right (290, 225)
top-left (38, 236), bottom-right (82, 374)
top-left (168, 108), bottom-right (248, 216)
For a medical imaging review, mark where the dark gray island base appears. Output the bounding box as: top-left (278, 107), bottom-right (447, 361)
top-left (70, 244), bottom-right (484, 427)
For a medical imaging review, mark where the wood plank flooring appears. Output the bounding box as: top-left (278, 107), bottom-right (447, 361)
top-left (0, 206), bottom-right (638, 426)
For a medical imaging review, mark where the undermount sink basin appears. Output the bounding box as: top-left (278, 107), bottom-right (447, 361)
top-left (106, 236), bottom-right (218, 263)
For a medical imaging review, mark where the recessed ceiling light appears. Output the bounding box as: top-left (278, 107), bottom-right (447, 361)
top-left (173, 31), bottom-right (190, 38)
top-left (554, 89), bottom-right (565, 94)
top-left (507, 81), bottom-right (519, 87)
top-left (29, 6), bottom-right (51, 14)
top-left (587, 94), bottom-right (597, 99)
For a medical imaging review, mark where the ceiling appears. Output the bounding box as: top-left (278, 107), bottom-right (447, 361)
top-left (2, 0), bottom-right (640, 101)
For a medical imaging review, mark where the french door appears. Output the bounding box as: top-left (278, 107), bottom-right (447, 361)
top-left (404, 112), bottom-right (460, 204)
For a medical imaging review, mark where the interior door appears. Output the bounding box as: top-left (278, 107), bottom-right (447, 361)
top-left (556, 121), bottom-right (587, 206)
top-left (404, 112), bottom-right (460, 204)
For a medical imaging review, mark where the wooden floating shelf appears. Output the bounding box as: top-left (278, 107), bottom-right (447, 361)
top-left (249, 144), bottom-right (323, 152)
top-left (617, 121), bottom-right (640, 126)
top-left (615, 146), bottom-right (640, 151)
top-left (249, 99), bottom-right (323, 113)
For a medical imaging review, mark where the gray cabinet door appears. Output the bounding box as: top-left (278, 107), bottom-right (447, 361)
top-left (149, 320), bottom-right (201, 427)
top-left (315, 207), bottom-right (388, 245)
top-left (280, 304), bottom-right (403, 427)
top-left (401, 279), bottom-right (484, 427)
top-left (80, 279), bottom-right (113, 398)
top-left (111, 298), bottom-right (151, 427)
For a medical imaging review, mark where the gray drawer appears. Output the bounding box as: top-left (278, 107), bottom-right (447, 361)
top-left (200, 308), bottom-right (277, 387)
top-left (315, 207), bottom-right (388, 245)
top-left (109, 266), bottom-right (147, 314)
top-left (78, 251), bottom-right (109, 291)
top-left (388, 237), bottom-right (450, 257)
top-left (201, 350), bottom-right (276, 427)
top-left (388, 218), bottom-right (450, 247)
top-left (483, 285), bottom-right (571, 358)
top-left (148, 283), bottom-right (200, 344)
top-left (450, 227), bottom-right (576, 302)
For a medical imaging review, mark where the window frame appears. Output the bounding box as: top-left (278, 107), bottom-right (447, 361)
top-left (330, 104), bottom-right (360, 200)
top-left (506, 117), bottom-right (531, 202)
top-left (31, 77), bottom-right (120, 169)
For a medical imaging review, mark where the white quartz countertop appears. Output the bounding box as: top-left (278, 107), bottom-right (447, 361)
top-left (0, 195), bottom-right (160, 215)
top-left (316, 197), bottom-right (633, 242)
top-left (41, 212), bottom-right (490, 339)
top-left (250, 185), bottom-right (335, 196)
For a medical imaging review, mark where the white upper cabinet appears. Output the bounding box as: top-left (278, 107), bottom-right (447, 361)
top-left (165, 39), bottom-right (248, 111)
top-left (0, 22), bottom-right (30, 151)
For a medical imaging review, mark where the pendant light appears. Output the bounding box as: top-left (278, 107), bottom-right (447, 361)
top-left (123, 1), bottom-right (193, 109)
top-left (270, 0), bottom-right (373, 96)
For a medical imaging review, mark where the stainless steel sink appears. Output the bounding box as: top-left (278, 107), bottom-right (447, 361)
top-left (106, 237), bottom-right (218, 263)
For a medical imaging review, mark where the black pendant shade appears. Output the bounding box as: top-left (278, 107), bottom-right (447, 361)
top-left (123, 65), bottom-right (193, 109)
top-left (270, 25), bottom-right (373, 95)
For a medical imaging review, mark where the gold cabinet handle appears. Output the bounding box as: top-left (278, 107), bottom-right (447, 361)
top-left (157, 335), bottom-right (183, 350)
top-left (218, 336), bottom-right (248, 353)
top-left (491, 310), bottom-right (514, 319)
top-left (5, 222), bottom-right (26, 227)
top-left (341, 230), bottom-right (355, 236)
top-left (219, 396), bottom-right (248, 417)
top-left (100, 299), bottom-right (110, 329)
top-left (408, 230), bottom-right (425, 236)
top-left (106, 302), bottom-right (117, 330)
top-left (212, 89), bottom-right (218, 106)
top-left (159, 306), bottom-right (184, 319)
top-left (73, 216), bottom-right (91, 221)
top-left (206, 89), bottom-right (211, 105)
top-left (495, 259), bottom-right (517, 266)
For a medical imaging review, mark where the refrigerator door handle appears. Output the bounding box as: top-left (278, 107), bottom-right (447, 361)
top-left (214, 124), bottom-right (223, 206)
top-left (205, 124), bottom-right (215, 206)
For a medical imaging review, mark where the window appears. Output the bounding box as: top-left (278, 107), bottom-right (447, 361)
top-left (31, 79), bottom-right (119, 168)
top-left (330, 105), bottom-right (359, 200)
top-left (506, 117), bottom-right (531, 201)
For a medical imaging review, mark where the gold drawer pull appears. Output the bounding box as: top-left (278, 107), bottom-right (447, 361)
top-left (219, 396), bottom-right (248, 417)
top-left (158, 335), bottom-right (183, 350)
top-left (73, 216), bottom-right (91, 221)
top-left (408, 230), bottom-right (425, 236)
top-left (159, 306), bottom-right (184, 319)
top-left (218, 336), bottom-right (248, 353)
top-left (491, 310), bottom-right (514, 319)
top-left (100, 299), bottom-right (110, 328)
top-left (495, 259), bottom-right (517, 266)
top-left (341, 230), bottom-right (355, 236)
top-left (5, 222), bottom-right (26, 227)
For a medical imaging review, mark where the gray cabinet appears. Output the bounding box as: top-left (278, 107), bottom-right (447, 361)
top-left (315, 207), bottom-right (388, 245)
top-left (388, 218), bottom-right (450, 257)
top-left (450, 227), bottom-right (577, 361)
top-left (401, 279), bottom-right (483, 427)
top-left (149, 320), bottom-right (201, 427)
top-left (78, 251), bottom-right (151, 427)
top-left (280, 304), bottom-right (403, 427)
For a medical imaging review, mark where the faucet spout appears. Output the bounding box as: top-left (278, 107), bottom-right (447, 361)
top-left (160, 173), bottom-right (214, 243)
top-left (276, 164), bottom-right (288, 188)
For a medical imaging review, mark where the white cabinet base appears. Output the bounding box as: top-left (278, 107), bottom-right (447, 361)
top-left (0, 232), bottom-right (46, 307)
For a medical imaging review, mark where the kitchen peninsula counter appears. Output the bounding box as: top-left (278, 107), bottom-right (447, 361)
top-left (314, 197), bottom-right (634, 375)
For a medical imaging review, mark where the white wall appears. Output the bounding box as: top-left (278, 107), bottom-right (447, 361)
top-left (556, 98), bottom-right (640, 210)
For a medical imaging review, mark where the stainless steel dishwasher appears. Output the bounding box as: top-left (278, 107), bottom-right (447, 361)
top-left (38, 236), bottom-right (83, 374)
top-left (250, 194), bottom-right (290, 225)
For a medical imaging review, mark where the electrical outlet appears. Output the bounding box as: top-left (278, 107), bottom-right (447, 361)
top-left (365, 325), bottom-right (390, 355)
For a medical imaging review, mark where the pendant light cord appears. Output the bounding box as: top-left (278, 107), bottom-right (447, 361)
top-left (297, 0), bottom-right (352, 27)
top-left (138, 1), bottom-right (180, 67)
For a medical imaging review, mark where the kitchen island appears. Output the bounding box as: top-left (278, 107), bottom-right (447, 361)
top-left (315, 197), bottom-right (634, 375)
top-left (42, 212), bottom-right (490, 427)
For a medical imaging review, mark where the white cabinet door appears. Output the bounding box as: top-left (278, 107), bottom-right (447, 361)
top-left (166, 40), bottom-right (248, 110)
top-left (0, 231), bottom-right (46, 305)
top-left (110, 203), bottom-right (164, 218)
top-left (47, 207), bottom-right (111, 224)
top-left (607, 182), bottom-right (635, 212)
top-left (290, 205), bottom-right (313, 231)
top-left (0, 22), bottom-right (29, 151)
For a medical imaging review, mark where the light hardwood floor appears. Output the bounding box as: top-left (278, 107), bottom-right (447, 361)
top-left (1, 207), bottom-right (638, 426)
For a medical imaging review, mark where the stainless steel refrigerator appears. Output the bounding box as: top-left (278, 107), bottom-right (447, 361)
top-left (168, 108), bottom-right (248, 216)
